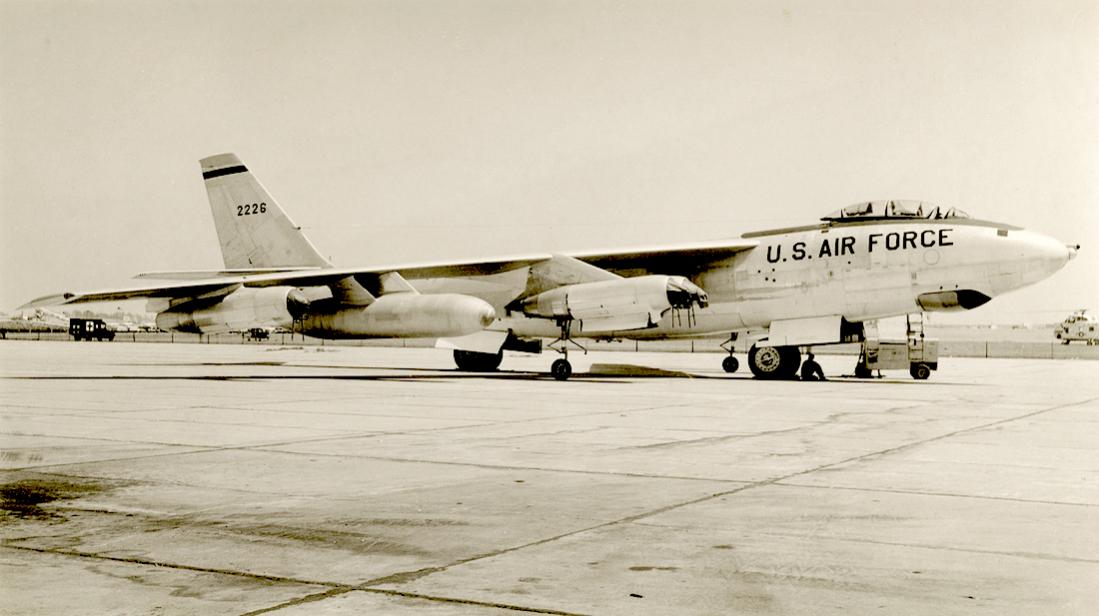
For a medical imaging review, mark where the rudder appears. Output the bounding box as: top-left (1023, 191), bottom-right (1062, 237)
top-left (200, 153), bottom-right (330, 269)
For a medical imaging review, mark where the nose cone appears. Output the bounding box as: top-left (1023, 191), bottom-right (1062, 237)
top-left (451, 294), bottom-right (496, 332)
top-left (1067, 244), bottom-right (1080, 260)
top-left (1016, 230), bottom-right (1075, 285)
top-left (1033, 233), bottom-right (1072, 269)
top-left (477, 303), bottom-right (497, 328)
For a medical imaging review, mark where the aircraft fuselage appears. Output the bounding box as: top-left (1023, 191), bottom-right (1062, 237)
top-left (494, 217), bottom-right (1075, 340)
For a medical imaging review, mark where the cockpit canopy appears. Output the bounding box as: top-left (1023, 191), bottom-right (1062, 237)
top-left (821, 200), bottom-right (970, 222)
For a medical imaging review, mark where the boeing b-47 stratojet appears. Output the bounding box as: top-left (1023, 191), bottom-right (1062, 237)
top-left (23, 154), bottom-right (1079, 380)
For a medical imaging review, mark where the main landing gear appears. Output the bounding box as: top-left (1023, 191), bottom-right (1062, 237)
top-left (549, 319), bottom-right (586, 381)
top-left (747, 344), bottom-right (802, 380)
top-left (452, 349), bottom-right (503, 372)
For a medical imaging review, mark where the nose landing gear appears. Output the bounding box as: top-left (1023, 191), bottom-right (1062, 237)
top-left (719, 332), bottom-right (740, 373)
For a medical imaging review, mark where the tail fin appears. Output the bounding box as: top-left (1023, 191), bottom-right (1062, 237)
top-left (200, 153), bottom-right (331, 269)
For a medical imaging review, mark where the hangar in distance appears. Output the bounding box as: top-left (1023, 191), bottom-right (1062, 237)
top-left (23, 153), bottom-right (1079, 380)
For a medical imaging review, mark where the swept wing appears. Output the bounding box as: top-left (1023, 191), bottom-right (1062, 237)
top-left (21, 240), bottom-right (758, 309)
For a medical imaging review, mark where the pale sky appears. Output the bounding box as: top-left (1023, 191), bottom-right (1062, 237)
top-left (2, 0), bottom-right (1096, 324)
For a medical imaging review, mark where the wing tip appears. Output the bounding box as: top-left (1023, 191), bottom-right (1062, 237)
top-left (19, 292), bottom-right (76, 309)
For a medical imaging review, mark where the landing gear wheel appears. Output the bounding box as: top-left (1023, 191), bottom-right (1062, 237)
top-left (910, 363), bottom-right (931, 380)
top-left (453, 350), bottom-right (503, 372)
top-left (778, 347), bottom-right (802, 379)
top-left (722, 356), bottom-right (739, 373)
top-left (748, 345), bottom-right (783, 379)
top-left (749, 345), bottom-right (801, 379)
top-left (551, 358), bottom-right (572, 381)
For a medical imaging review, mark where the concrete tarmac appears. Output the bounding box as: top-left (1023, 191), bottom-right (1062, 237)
top-left (1, 341), bottom-right (1096, 615)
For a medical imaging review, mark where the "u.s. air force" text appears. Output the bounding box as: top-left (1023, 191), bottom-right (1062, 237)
top-left (766, 228), bottom-right (953, 263)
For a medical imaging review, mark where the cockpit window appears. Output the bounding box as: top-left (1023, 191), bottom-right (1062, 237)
top-left (822, 200), bottom-right (971, 222)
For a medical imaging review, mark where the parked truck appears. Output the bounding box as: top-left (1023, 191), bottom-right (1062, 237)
top-left (69, 318), bottom-right (115, 341)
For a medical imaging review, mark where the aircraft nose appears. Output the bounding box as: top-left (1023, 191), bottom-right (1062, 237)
top-left (1022, 231), bottom-right (1074, 275)
top-left (1067, 244), bottom-right (1080, 260)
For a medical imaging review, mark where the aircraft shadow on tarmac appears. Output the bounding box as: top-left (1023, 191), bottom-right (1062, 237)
top-left (6, 362), bottom-right (973, 385)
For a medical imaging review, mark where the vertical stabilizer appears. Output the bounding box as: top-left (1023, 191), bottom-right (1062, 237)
top-left (200, 153), bottom-right (331, 269)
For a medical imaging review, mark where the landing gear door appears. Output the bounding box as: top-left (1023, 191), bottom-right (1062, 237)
top-left (768, 314), bottom-right (843, 347)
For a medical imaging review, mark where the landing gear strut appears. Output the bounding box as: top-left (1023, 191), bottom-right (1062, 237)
top-left (720, 332), bottom-right (739, 373)
top-left (748, 344), bottom-right (801, 380)
top-left (548, 319), bottom-right (586, 381)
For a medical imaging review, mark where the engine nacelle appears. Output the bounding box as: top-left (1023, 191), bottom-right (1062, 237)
top-left (300, 293), bottom-right (496, 339)
top-left (519, 275), bottom-right (708, 332)
top-left (156, 287), bottom-right (309, 334)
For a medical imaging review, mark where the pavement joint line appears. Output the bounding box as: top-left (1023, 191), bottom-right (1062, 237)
top-left (628, 521), bottom-right (1099, 564)
top-left (345, 395), bottom-right (1099, 589)
top-left (240, 586), bottom-right (588, 616)
top-left (245, 449), bottom-right (755, 484)
top-left (607, 402), bottom-right (930, 451)
top-left (0, 397), bottom-right (709, 471)
top-left (2, 541), bottom-right (584, 616)
top-left (775, 532), bottom-right (1099, 565)
top-left (1, 410), bottom-right (381, 435)
top-left (769, 481), bottom-right (1099, 509)
top-left (359, 588), bottom-right (589, 616)
top-left (0, 543), bottom-right (346, 590)
top-left (235, 588), bottom-right (358, 616)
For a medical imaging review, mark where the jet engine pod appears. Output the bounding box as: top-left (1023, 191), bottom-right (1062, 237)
top-left (519, 274), bottom-right (708, 331)
top-left (916, 289), bottom-right (992, 311)
top-left (299, 293), bottom-right (496, 339)
top-left (156, 286), bottom-right (309, 334)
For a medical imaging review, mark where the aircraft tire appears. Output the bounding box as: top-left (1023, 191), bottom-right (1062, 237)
top-left (779, 346), bottom-right (802, 379)
top-left (722, 356), bottom-right (739, 373)
top-left (748, 345), bottom-right (784, 379)
top-left (749, 345), bottom-right (802, 379)
top-left (551, 358), bottom-right (572, 381)
top-left (453, 350), bottom-right (503, 372)
top-left (910, 363), bottom-right (931, 380)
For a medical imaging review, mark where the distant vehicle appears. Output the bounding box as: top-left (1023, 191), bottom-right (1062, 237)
top-left (69, 318), bottom-right (115, 341)
top-left (1055, 309), bottom-right (1098, 345)
top-left (246, 327), bottom-right (271, 340)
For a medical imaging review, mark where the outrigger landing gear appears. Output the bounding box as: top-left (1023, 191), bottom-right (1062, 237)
top-left (719, 332), bottom-right (739, 373)
top-left (548, 319), bottom-right (586, 381)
